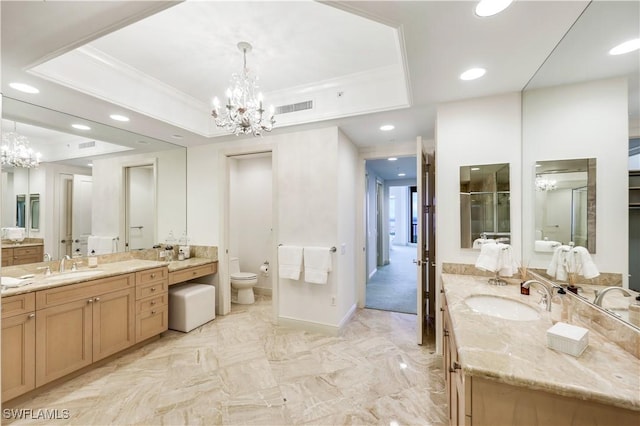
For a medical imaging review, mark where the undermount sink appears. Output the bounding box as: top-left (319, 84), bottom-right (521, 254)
top-left (45, 270), bottom-right (104, 281)
top-left (465, 295), bottom-right (541, 321)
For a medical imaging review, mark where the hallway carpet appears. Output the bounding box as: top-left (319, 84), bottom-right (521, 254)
top-left (366, 244), bottom-right (417, 314)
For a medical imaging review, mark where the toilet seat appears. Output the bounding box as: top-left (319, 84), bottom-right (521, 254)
top-left (230, 272), bottom-right (257, 281)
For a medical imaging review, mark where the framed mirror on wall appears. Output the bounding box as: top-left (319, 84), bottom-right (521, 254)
top-left (534, 158), bottom-right (596, 253)
top-left (460, 163), bottom-right (510, 249)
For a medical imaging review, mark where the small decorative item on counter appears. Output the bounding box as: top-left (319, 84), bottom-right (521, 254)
top-left (165, 245), bottom-right (174, 262)
top-left (629, 296), bottom-right (640, 327)
top-left (519, 263), bottom-right (530, 295)
top-left (88, 250), bottom-right (98, 268)
top-left (178, 249), bottom-right (185, 261)
top-left (546, 322), bottom-right (589, 357)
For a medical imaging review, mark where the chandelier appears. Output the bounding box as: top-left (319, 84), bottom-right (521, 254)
top-left (211, 42), bottom-right (275, 137)
top-left (535, 176), bottom-right (557, 191)
top-left (1, 122), bottom-right (41, 168)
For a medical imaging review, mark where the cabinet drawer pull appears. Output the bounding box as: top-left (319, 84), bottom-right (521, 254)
top-left (151, 310), bottom-right (156, 315)
top-left (443, 329), bottom-right (449, 337)
top-left (150, 287), bottom-right (156, 292)
top-left (192, 271), bottom-right (197, 275)
top-left (88, 299), bottom-right (94, 303)
top-left (150, 301), bottom-right (156, 306)
top-left (27, 313), bottom-right (35, 319)
top-left (150, 273), bottom-right (156, 279)
top-left (94, 297), bottom-right (100, 302)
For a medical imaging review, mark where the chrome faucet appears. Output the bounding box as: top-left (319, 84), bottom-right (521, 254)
top-left (522, 280), bottom-right (553, 311)
top-left (59, 255), bottom-right (71, 273)
top-left (593, 287), bottom-right (633, 307)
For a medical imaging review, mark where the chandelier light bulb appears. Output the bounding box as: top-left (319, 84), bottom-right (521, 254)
top-left (1, 122), bottom-right (42, 168)
top-left (211, 41), bottom-right (276, 136)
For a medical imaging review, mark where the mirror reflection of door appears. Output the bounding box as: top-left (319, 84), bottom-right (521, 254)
top-left (16, 194), bottom-right (26, 227)
top-left (125, 165), bottom-right (155, 251)
top-left (58, 174), bottom-right (93, 259)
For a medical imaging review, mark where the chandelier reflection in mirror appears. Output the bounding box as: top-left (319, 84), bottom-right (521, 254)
top-left (1, 122), bottom-right (41, 168)
top-left (211, 42), bottom-right (275, 137)
top-left (535, 176), bottom-right (557, 191)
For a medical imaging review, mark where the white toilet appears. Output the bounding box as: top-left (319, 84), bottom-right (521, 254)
top-left (230, 257), bottom-right (257, 304)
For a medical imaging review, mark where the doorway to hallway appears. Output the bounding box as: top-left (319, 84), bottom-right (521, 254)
top-left (365, 244), bottom-right (417, 314)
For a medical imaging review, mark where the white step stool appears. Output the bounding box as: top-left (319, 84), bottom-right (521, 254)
top-left (168, 283), bottom-right (216, 332)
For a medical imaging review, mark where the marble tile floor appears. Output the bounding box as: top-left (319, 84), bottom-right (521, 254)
top-left (4, 296), bottom-right (447, 425)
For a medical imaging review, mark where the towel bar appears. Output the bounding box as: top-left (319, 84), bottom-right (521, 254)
top-left (279, 244), bottom-right (336, 253)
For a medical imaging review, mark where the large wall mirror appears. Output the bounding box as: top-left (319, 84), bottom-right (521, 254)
top-left (1, 97), bottom-right (187, 261)
top-left (534, 158), bottom-right (596, 253)
top-left (460, 163), bottom-right (510, 249)
top-left (522, 0), bottom-right (639, 328)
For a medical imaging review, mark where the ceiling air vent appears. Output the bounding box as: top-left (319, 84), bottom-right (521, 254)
top-left (78, 141), bottom-right (96, 149)
top-left (274, 100), bottom-right (313, 115)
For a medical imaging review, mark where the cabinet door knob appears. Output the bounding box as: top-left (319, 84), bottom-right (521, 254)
top-left (94, 297), bottom-right (100, 302)
top-left (444, 329), bottom-right (449, 337)
top-left (27, 313), bottom-right (35, 319)
top-left (150, 301), bottom-right (156, 306)
top-left (192, 271), bottom-right (197, 275)
top-left (151, 310), bottom-right (156, 315)
top-left (88, 299), bottom-right (94, 303)
top-left (150, 287), bottom-right (156, 292)
top-left (448, 362), bottom-right (461, 373)
top-left (150, 273), bottom-right (156, 279)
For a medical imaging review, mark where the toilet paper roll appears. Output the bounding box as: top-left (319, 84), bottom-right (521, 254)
top-left (260, 264), bottom-right (269, 274)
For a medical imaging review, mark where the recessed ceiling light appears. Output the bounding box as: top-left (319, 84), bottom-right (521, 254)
top-left (471, 167), bottom-right (480, 171)
top-left (88, 162), bottom-right (94, 167)
top-left (460, 68), bottom-right (486, 81)
top-left (137, 140), bottom-right (150, 145)
top-left (9, 82), bottom-right (39, 94)
top-left (609, 38), bottom-right (640, 55)
top-left (398, 173), bottom-right (406, 177)
top-left (380, 124), bottom-right (395, 131)
top-left (171, 134), bottom-right (183, 139)
top-left (535, 164), bottom-right (541, 167)
top-left (475, 0), bottom-right (513, 17)
top-left (110, 114), bottom-right (130, 122)
top-left (388, 157), bottom-right (398, 161)
top-left (71, 124), bottom-right (91, 131)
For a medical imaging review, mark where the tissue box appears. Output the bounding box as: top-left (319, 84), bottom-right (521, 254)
top-left (546, 322), bottom-right (589, 357)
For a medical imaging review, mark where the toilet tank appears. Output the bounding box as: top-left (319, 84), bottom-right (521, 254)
top-left (229, 257), bottom-right (240, 274)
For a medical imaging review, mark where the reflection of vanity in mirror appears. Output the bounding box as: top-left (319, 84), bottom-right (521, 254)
top-left (460, 163), bottom-right (510, 249)
top-left (522, 0), bottom-right (639, 329)
top-left (1, 98), bottom-right (187, 262)
top-left (534, 158), bottom-right (596, 253)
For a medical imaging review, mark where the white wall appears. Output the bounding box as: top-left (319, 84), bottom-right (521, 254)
top-left (187, 126), bottom-right (358, 330)
top-left (229, 155), bottom-right (273, 291)
top-left (436, 92), bottom-right (523, 268)
top-left (92, 148), bottom-right (186, 250)
top-left (522, 78), bottom-right (628, 285)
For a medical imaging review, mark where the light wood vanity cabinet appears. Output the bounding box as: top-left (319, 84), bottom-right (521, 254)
top-left (135, 266), bottom-right (169, 343)
top-left (35, 274), bottom-right (136, 386)
top-left (2, 245), bottom-right (44, 266)
top-left (442, 292), bottom-right (639, 426)
top-left (168, 262), bottom-right (217, 285)
top-left (1, 293), bottom-right (36, 402)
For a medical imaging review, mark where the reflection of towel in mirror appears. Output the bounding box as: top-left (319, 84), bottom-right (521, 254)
top-left (472, 238), bottom-right (496, 250)
top-left (546, 245), bottom-right (572, 281)
top-left (87, 236), bottom-right (116, 255)
top-left (570, 246), bottom-right (600, 279)
top-left (498, 244), bottom-right (518, 277)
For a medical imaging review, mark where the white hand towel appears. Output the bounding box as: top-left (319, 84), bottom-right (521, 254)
top-left (498, 244), bottom-right (517, 277)
top-left (303, 246), bottom-right (332, 284)
top-left (278, 245), bottom-right (303, 280)
top-left (572, 246), bottom-right (600, 279)
top-left (547, 245), bottom-right (571, 281)
top-left (472, 238), bottom-right (496, 250)
top-left (475, 243), bottom-right (501, 272)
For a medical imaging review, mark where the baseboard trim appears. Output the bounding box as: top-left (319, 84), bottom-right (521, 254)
top-left (338, 303), bottom-right (357, 331)
top-left (254, 286), bottom-right (272, 296)
top-left (278, 304), bottom-right (358, 337)
top-left (368, 268), bottom-right (377, 280)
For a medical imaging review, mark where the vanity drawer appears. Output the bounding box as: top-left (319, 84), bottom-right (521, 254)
top-left (2, 293), bottom-right (36, 319)
top-left (135, 267), bottom-right (168, 285)
top-left (136, 280), bottom-right (168, 300)
top-left (136, 293), bottom-right (168, 313)
top-left (169, 262), bottom-right (217, 285)
top-left (36, 274), bottom-right (134, 309)
top-left (13, 246), bottom-right (43, 257)
top-left (136, 305), bottom-right (168, 342)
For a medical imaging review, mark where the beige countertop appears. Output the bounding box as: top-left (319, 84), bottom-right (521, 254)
top-left (1, 258), bottom-right (217, 297)
top-left (442, 273), bottom-right (640, 412)
top-left (2, 242), bottom-right (44, 248)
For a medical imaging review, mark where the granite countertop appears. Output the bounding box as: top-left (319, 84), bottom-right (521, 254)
top-left (1, 258), bottom-right (217, 297)
top-left (442, 273), bottom-right (640, 412)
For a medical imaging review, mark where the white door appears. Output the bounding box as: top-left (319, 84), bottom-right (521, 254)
top-left (58, 174), bottom-right (73, 259)
top-left (125, 165), bottom-right (155, 251)
top-left (72, 175), bottom-right (93, 256)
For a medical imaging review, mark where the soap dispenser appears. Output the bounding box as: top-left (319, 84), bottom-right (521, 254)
top-left (178, 231), bottom-right (190, 259)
